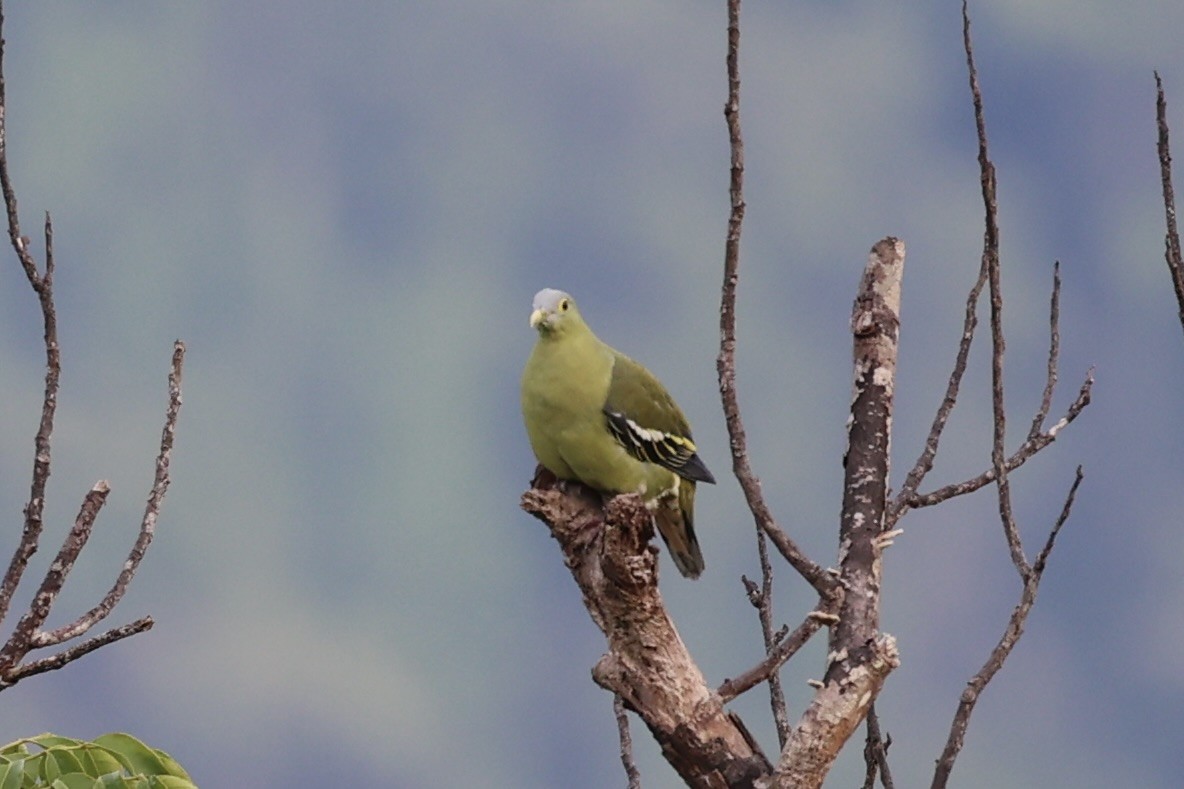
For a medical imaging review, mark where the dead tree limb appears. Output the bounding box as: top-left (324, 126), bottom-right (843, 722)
top-left (762, 239), bottom-right (907, 789)
top-left (30, 340), bottom-right (186, 651)
top-left (928, 5), bottom-right (1088, 784)
top-left (1155, 72), bottom-right (1184, 339)
top-left (716, 0), bottom-right (836, 599)
top-left (889, 263), bottom-right (1091, 523)
top-left (716, 608), bottom-right (833, 704)
top-left (522, 476), bottom-right (771, 788)
top-left (831, 237), bottom-right (904, 665)
top-left (0, 0), bottom-right (186, 690)
top-left (613, 694), bottom-right (642, 789)
top-left (770, 634), bottom-right (899, 789)
top-left (519, 2), bottom-right (1092, 786)
top-left (741, 535), bottom-right (790, 748)
top-left (861, 705), bottom-right (894, 789)
top-left (888, 260), bottom-right (986, 528)
top-left (931, 468), bottom-right (1083, 788)
top-left (521, 238), bottom-right (905, 789)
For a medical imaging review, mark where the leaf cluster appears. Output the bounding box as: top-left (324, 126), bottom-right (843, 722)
top-left (0, 733), bottom-right (194, 789)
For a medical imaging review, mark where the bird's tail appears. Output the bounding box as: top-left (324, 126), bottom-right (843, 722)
top-left (654, 483), bottom-right (705, 579)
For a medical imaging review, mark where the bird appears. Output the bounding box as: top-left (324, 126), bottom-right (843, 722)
top-left (521, 288), bottom-right (715, 579)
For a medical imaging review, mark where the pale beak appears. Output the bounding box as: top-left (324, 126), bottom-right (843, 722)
top-left (529, 308), bottom-right (547, 329)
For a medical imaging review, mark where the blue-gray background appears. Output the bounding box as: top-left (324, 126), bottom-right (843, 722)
top-left (0, 2), bottom-right (1180, 787)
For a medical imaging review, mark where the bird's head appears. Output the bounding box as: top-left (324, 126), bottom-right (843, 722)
top-left (529, 288), bottom-right (585, 336)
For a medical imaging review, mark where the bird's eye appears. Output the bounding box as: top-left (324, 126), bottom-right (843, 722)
top-left (559, 299), bottom-right (570, 312)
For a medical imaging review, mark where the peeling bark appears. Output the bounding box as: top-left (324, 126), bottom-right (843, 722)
top-left (523, 475), bottom-right (771, 788)
top-left (831, 238), bottom-right (903, 669)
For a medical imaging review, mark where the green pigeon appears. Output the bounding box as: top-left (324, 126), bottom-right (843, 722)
top-left (521, 288), bottom-right (715, 578)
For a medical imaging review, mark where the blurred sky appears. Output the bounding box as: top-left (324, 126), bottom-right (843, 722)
top-left (0, 1), bottom-right (1181, 787)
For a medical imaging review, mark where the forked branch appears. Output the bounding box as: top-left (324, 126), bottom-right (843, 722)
top-left (0, 0), bottom-right (186, 690)
top-left (931, 468), bottom-right (1083, 788)
top-left (928, 5), bottom-right (1088, 784)
top-left (521, 476), bottom-right (771, 787)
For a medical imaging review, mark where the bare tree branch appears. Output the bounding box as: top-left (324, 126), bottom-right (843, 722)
top-left (742, 532), bottom-right (790, 747)
top-left (929, 5), bottom-right (1088, 783)
top-left (1033, 467), bottom-right (1082, 576)
top-left (1029, 262), bottom-right (1062, 438)
top-left (900, 372), bottom-right (1091, 511)
top-left (0, 482), bottom-right (110, 672)
top-left (0, 220), bottom-right (60, 629)
top-left (0, 0), bottom-right (185, 690)
top-left (0, 341), bottom-right (186, 684)
top-left (932, 467), bottom-right (1083, 788)
top-left (717, 608), bottom-right (834, 704)
top-left (891, 9), bottom-right (1092, 527)
top-left (830, 237), bottom-right (904, 667)
top-left (715, 0), bottom-right (835, 598)
top-left (892, 262), bottom-right (1088, 520)
top-left (952, 0), bottom-right (1031, 579)
top-left (0, 3), bottom-right (48, 288)
top-left (861, 704), bottom-right (894, 789)
top-left (0, 617), bottom-right (154, 689)
top-left (770, 634), bottom-right (899, 789)
top-left (0, 0), bottom-right (60, 635)
top-left (613, 694), bottom-right (642, 789)
top-left (888, 260), bottom-right (987, 528)
top-left (0, 1), bottom-right (63, 632)
top-left (31, 340), bottom-right (186, 649)
top-left (522, 478), bottom-right (771, 787)
top-left (760, 238), bottom-right (908, 789)
top-left (1155, 72), bottom-right (1184, 338)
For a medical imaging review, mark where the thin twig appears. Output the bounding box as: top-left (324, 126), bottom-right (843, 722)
top-left (743, 531), bottom-right (790, 747)
top-left (902, 373), bottom-right (1091, 510)
top-left (32, 341), bottom-right (186, 648)
top-left (960, 0), bottom-right (1030, 579)
top-left (931, 5), bottom-right (1087, 784)
top-left (0, 617), bottom-right (154, 688)
top-left (893, 263), bottom-right (1089, 521)
top-left (861, 704), bottom-right (894, 789)
top-left (0, 0), bottom-right (42, 286)
top-left (1033, 466), bottom-right (1083, 577)
top-left (932, 468), bottom-right (1082, 788)
top-left (1029, 262), bottom-right (1061, 438)
top-left (716, 0), bottom-right (834, 596)
top-left (717, 610), bottom-right (831, 703)
top-left (613, 694), bottom-right (642, 789)
top-left (0, 42), bottom-right (61, 625)
top-left (0, 482), bottom-right (110, 672)
top-left (0, 0), bottom-right (183, 688)
top-left (888, 261), bottom-right (987, 528)
top-left (1155, 72), bottom-right (1184, 338)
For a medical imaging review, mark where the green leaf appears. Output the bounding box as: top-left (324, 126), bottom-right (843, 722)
top-left (44, 749), bottom-right (86, 780)
top-left (75, 748), bottom-right (123, 779)
top-left (37, 751), bottom-right (62, 782)
top-left (0, 761), bottom-right (25, 789)
top-left (50, 775), bottom-right (103, 789)
top-left (0, 741), bottom-right (31, 758)
top-left (92, 734), bottom-right (170, 777)
top-left (147, 778), bottom-right (196, 789)
top-left (0, 734), bottom-right (191, 786)
top-left (147, 752), bottom-right (191, 781)
top-left (26, 737), bottom-right (83, 752)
